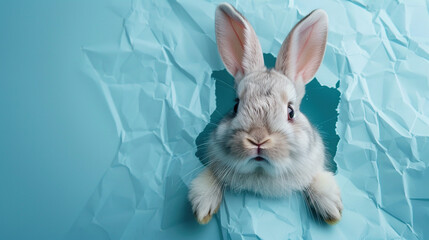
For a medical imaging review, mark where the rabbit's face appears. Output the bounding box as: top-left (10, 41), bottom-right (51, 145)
top-left (210, 4), bottom-right (328, 179)
top-left (211, 69), bottom-right (312, 176)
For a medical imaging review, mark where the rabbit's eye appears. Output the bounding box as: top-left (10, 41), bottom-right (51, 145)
top-left (288, 105), bottom-right (294, 120)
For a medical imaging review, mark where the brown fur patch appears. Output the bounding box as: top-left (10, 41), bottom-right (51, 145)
top-left (324, 209), bottom-right (342, 225)
top-left (195, 200), bottom-right (221, 225)
top-left (198, 214), bottom-right (213, 225)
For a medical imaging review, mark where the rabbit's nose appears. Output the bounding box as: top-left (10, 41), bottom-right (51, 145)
top-left (247, 138), bottom-right (270, 147)
top-left (247, 127), bottom-right (271, 154)
top-left (248, 127), bottom-right (269, 143)
top-left (246, 138), bottom-right (270, 155)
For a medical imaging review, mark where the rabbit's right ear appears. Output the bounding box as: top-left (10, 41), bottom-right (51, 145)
top-left (215, 3), bottom-right (264, 82)
top-left (275, 10), bottom-right (328, 85)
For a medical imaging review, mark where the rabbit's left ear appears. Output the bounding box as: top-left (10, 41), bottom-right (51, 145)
top-left (275, 9), bottom-right (328, 84)
top-left (215, 3), bottom-right (264, 81)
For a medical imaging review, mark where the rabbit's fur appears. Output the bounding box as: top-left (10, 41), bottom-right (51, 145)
top-left (189, 3), bottom-right (342, 225)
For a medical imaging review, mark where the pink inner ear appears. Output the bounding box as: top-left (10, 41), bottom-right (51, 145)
top-left (294, 21), bottom-right (325, 82)
top-left (227, 15), bottom-right (245, 51)
top-left (276, 10), bottom-right (328, 84)
top-left (217, 11), bottom-right (246, 76)
top-left (215, 4), bottom-right (265, 78)
top-left (295, 24), bottom-right (316, 72)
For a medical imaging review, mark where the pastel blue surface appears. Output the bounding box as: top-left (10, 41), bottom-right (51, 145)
top-left (1, 0), bottom-right (429, 240)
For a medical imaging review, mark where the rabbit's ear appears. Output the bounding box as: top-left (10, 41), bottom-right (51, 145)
top-left (275, 9), bottom-right (328, 84)
top-left (215, 3), bottom-right (264, 81)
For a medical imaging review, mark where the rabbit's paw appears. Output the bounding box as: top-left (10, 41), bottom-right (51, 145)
top-left (189, 169), bottom-right (222, 224)
top-left (306, 171), bottom-right (343, 224)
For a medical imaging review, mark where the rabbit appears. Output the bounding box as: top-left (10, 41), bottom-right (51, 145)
top-left (189, 3), bottom-right (343, 225)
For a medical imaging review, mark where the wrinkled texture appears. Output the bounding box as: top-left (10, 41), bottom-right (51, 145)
top-left (67, 0), bottom-right (429, 239)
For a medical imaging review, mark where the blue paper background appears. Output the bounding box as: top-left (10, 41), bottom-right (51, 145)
top-left (1, 0), bottom-right (429, 239)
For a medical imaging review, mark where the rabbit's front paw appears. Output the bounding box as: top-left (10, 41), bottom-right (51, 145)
top-left (306, 171), bottom-right (343, 224)
top-left (188, 169), bottom-right (222, 224)
top-left (191, 194), bottom-right (221, 224)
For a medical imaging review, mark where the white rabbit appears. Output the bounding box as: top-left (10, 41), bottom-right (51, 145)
top-left (189, 3), bottom-right (342, 225)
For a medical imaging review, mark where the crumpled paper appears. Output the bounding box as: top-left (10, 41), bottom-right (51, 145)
top-left (67, 0), bottom-right (429, 239)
